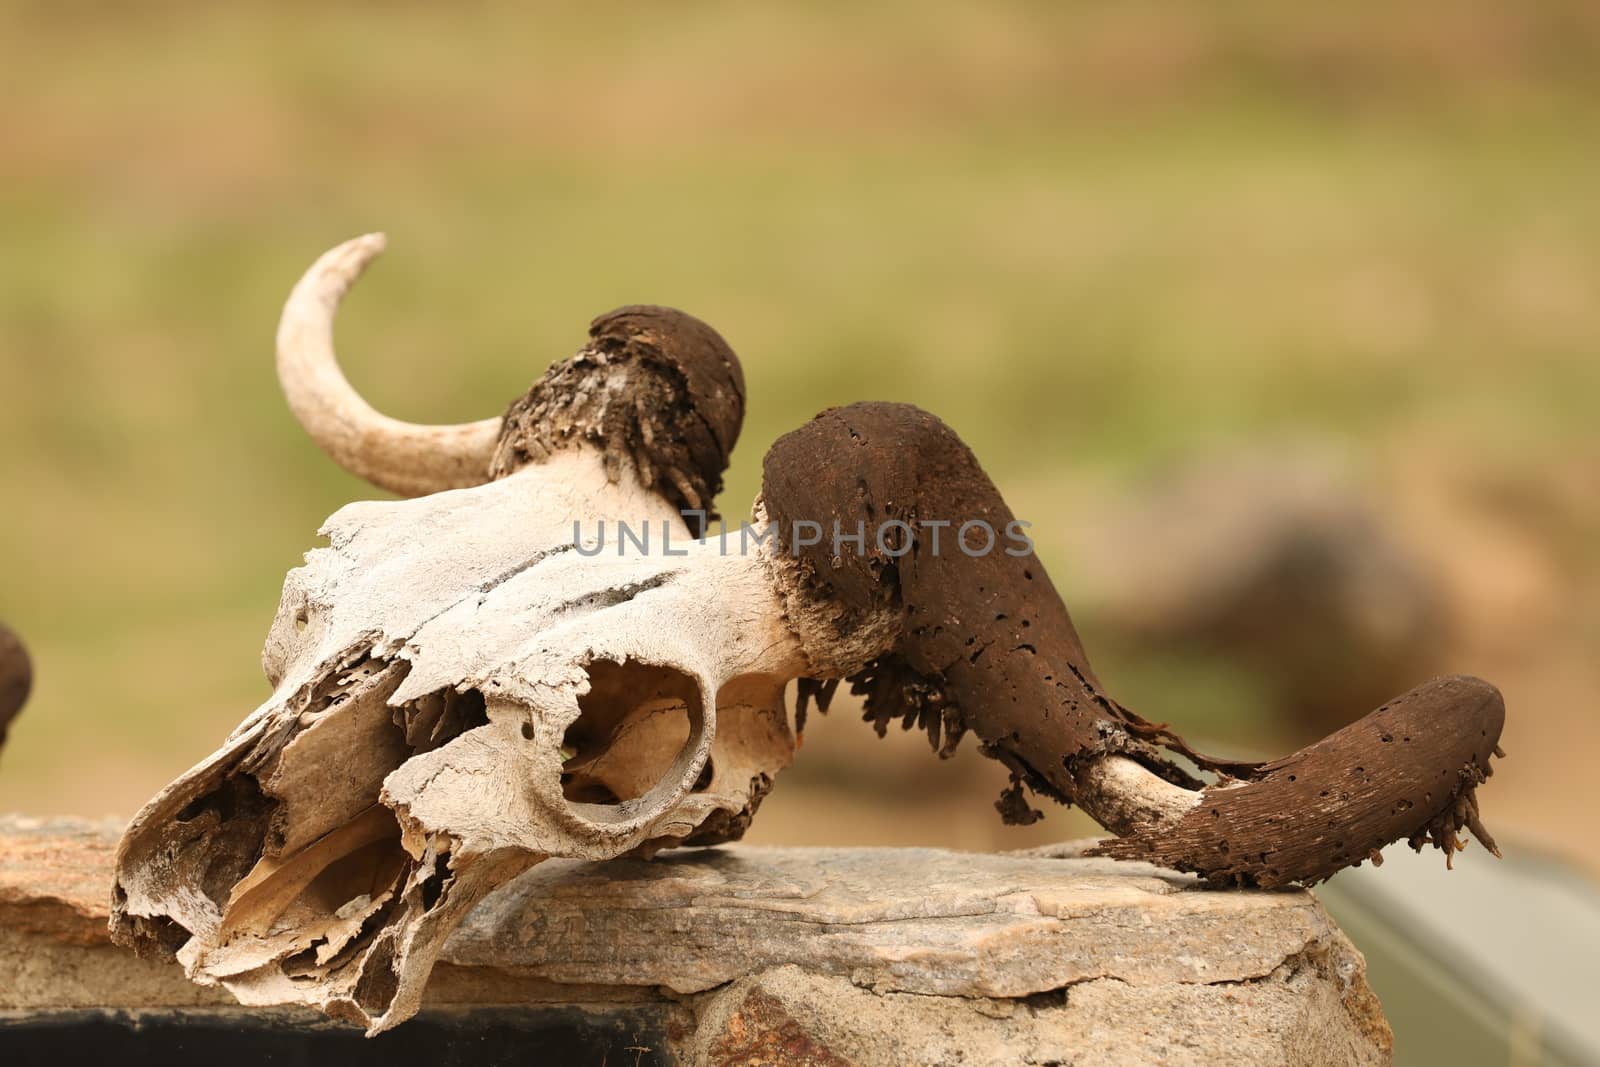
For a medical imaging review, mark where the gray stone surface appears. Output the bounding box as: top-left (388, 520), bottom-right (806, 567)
top-left (1, 817), bottom-right (1391, 1065)
top-left (455, 844), bottom-right (1355, 996)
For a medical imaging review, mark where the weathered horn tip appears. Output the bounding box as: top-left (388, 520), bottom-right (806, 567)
top-left (1429, 672), bottom-right (1503, 704)
top-left (1415, 673), bottom-right (1506, 749)
top-left (324, 232), bottom-right (388, 277)
top-left (280, 233), bottom-right (390, 323)
top-left (1083, 671), bottom-right (1511, 888)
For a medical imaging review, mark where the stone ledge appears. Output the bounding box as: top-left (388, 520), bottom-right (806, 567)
top-left (0, 816), bottom-right (1391, 1065)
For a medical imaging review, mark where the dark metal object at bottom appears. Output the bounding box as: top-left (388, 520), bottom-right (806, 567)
top-left (0, 1007), bottom-right (672, 1067)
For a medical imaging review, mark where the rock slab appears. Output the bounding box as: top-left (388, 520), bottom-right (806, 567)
top-left (0, 817), bottom-right (1391, 1065)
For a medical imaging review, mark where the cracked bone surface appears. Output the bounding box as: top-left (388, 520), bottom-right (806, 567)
top-left (112, 450), bottom-right (809, 1033)
top-left (112, 234), bottom-right (1506, 1037)
top-left (112, 236), bottom-right (799, 1034)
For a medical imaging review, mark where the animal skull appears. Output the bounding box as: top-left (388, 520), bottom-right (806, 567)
top-left (111, 448), bottom-right (815, 1030)
top-left (111, 236), bottom-right (831, 1031)
top-left (111, 235), bottom-right (1507, 1035)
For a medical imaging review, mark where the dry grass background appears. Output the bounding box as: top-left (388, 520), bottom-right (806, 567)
top-left (1, 2), bottom-right (1597, 867)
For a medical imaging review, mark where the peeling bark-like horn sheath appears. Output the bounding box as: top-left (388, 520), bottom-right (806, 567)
top-left (762, 403), bottom-right (1112, 807)
top-left (761, 402), bottom-right (1507, 887)
top-left (491, 306), bottom-right (746, 528)
top-left (0, 622), bottom-right (32, 751)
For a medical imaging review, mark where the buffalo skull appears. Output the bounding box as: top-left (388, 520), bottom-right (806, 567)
top-left (111, 235), bottom-right (1506, 1034)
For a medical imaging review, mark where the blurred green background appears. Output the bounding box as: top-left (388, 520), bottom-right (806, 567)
top-left (1, 3), bottom-right (1598, 1058)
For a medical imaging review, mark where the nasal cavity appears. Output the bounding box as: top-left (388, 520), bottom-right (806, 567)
top-left (560, 659), bottom-right (703, 808)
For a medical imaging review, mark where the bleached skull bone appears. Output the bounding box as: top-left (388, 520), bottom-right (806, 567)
top-left (113, 448), bottom-right (817, 1031)
top-left (108, 234), bottom-right (829, 1033)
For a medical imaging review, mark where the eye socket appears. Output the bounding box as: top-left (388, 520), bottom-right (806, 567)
top-left (558, 659), bottom-right (705, 813)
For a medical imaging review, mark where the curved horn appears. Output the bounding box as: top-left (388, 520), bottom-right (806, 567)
top-left (276, 234), bottom-right (502, 496)
top-left (762, 402), bottom-right (1506, 888)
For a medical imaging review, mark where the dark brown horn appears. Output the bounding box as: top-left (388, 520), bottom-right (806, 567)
top-left (761, 401), bottom-right (1506, 887)
top-left (1090, 675), bottom-right (1503, 885)
top-left (491, 305), bottom-right (746, 531)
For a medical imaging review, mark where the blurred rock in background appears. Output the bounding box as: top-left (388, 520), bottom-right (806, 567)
top-left (1066, 445), bottom-right (1448, 743)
